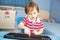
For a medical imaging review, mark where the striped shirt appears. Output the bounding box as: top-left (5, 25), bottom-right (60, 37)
top-left (22, 17), bottom-right (44, 33)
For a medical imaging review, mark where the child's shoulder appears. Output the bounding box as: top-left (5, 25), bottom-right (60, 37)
top-left (22, 17), bottom-right (29, 22)
top-left (23, 17), bottom-right (28, 20)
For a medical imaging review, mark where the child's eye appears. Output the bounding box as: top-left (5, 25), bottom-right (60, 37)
top-left (29, 13), bottom-right (32, 15)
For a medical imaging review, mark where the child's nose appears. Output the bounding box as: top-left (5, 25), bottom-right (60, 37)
top-left (32, 14), bottom-right (34, 16)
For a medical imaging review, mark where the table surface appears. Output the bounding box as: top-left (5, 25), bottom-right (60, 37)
top-left (0, 31), bottom-right (60, 40)
top-left (43, 22), bottom-right (60, 37)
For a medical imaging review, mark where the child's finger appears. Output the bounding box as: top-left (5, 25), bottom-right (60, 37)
top-left (33, 30), bottom-right (37, 35)
top-left (24, 27), bottom-right (30, 36)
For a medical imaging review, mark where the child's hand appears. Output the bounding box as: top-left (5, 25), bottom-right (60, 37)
top-left (33, 29), bottom-right (43, 35)
top-left (33, 30), bottom-right (38, 35)
top-left (24, 27), bottom-right (30, 36)
top-left (37, 29), bottom-right (43, 35)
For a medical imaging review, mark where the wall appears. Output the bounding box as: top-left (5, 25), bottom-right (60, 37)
top-left (15, 8), bottom-right (25, 18)
top-left (32, 0), bottom-right (50, 12)
top-left (0, 0), bottom-right (32, 7)
top-left (50, 0), bottom-right (60, 23)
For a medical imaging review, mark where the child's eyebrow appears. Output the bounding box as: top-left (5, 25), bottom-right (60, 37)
top-left (29, 13), bottom-right (32, 15)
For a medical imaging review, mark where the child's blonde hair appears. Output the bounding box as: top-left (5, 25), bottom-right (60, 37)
top-left (25, 2), bottom-right (39, 14)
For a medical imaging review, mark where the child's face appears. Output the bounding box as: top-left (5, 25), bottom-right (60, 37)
top-left (27, 8), bottom-right (38, 20)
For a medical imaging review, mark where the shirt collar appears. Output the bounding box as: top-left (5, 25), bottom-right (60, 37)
top-left (28, 17), bottom-right (40, 22)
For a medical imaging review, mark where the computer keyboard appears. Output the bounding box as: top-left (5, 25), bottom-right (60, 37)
top-left (4, 33), bottom-right (51, 40)
top-left (4, 33), bottom-right (29, 39)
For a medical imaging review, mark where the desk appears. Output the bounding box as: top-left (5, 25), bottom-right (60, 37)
top-left (0, 31), bottom-right (17, 40)
top-left (0, 31), bottom-right (60, 40)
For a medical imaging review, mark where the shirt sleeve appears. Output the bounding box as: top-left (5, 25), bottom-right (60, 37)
top-left (22, 18), bottom-right (27, 25)
top-left (22, 18), bottom-right (29, 27)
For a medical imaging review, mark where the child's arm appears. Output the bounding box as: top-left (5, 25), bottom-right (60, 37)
top-left (18, 22), bottom-right (30, 36)
top-left (18, 22), bottom-right (26, 29)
